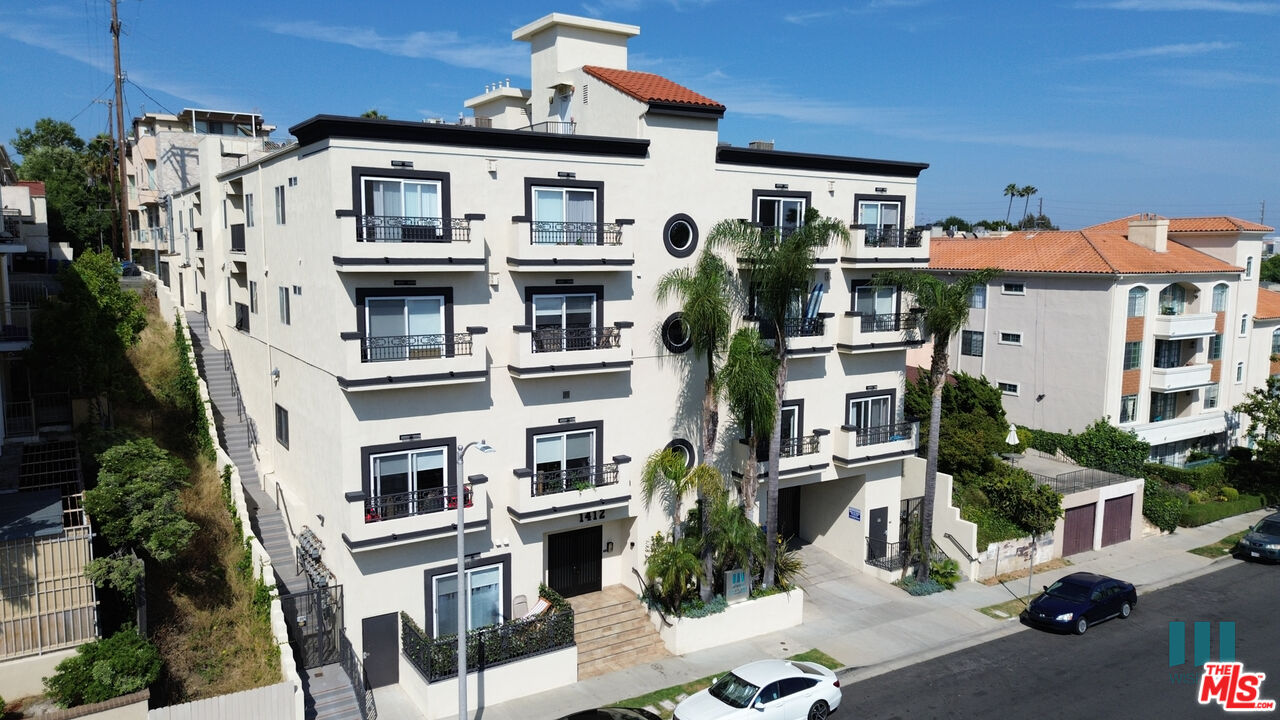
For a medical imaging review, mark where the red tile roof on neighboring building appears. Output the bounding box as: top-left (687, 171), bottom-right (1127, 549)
top-left (1085, 215), bottom-right (1273, 234)
top-left (15, 180), bottom-right (45, 196)
top-left (1257, 288), bottom-right (1280, 320)
top-left (583, 65), bottom-right (725, 111)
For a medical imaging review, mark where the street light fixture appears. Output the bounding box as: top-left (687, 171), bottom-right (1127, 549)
top-left (457, 439), bottom-right (493, 720)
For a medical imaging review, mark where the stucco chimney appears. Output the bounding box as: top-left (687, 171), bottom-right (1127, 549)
top-left (513, 14), bottom-right (639, 90)
top-left (1128, 213), bottom-right (1169, 253)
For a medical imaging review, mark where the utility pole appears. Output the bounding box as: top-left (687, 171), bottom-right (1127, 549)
top-left (111, 0), bottom-right (130, 260)
top-left (95, 99), bottom-right (122, 255)
top-left (1261, 200), bottom-right (1266, 225)
top-left (1037, 197), bottom-right (1044, 228)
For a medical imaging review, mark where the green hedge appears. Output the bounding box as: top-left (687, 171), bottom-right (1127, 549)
top-left (1143, 479), bottom-right (1188, 533)
top-left (1020, 420), bottom-right (1149, 477)
top-left (1144, 462), bottom-right (1225, 492)
top-left (1178, 494), bottom-right (1265, 527)
top-left (961, 504), bottom-right (1023, 550)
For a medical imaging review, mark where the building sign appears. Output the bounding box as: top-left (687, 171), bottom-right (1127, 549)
top-left (848, 507), bottom-right (861, 521)
top-left (725, 568), bottom-right (749, 604)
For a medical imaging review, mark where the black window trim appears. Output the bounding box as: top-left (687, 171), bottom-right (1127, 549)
top-left (852, 193), bottom-right (907, 226)
top-left (843, 388), bottom-right (897, 428)
top-left (523, 284), bottom-right (606, 328)
top-left (524, 420), bottom-right (605, 474)
top-left (354, 286), bottom-right (457, 354)
top-left (422, 553), bottom-right (512, 639)
top-left (519, 177), bottom-right (605, 227)
top-left (275, 404), bottom-right (289, 449)
top-left (349, 166), bottom-right (453, 222)
top-left (360, 435), bottom-right (458, 500)
top-left (849, 279), bottom-right (903, 316)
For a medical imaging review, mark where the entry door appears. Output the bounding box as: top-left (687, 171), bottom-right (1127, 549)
top-left (777, 486), bottom-right (801, 542)
top-left (548, 526), bottom-right (602, 598)
top-left (361, 612), bottom-right (399, 688)
top-left (1062, 504), bottom-right (1096, 556)
top-left (869, 506), bottom-right (888, 560)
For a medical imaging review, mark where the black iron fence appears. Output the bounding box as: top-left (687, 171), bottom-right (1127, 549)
top-left (364, 486), bottom-right (473, 523)
top-left (532, 463), bottom-right (620, 497)
top-left (852, 420), bottom-right (916, 447)
top-left (361, 332), bottom-right (473, 362)
top-left (861, 226), bottom-right (925, 248)
top-left (1027, 467), bottom-right (1136, 495)
top-left (339, 632), bottom-right (378, 720)
top-left (531, 326), bottom-right (621, 352)
top-left (401, 608), bottom-right (575, 683)
top-left (529, 221), bottom-right (622, 246)
top-left (780, 433), bottom-right (821, 458)
top-left (781, 316), bottom-right (825, 338)
top-left (280, 584), bottom-right (343, 670)
top-left (866, 538), bottom-right (908, 571)
top-left (356, 216), bottom-right (471, 243)
top-left (858, 312), bottom-right (922, 333)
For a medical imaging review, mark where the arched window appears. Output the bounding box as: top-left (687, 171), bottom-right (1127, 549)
top-left (1212, 284), bottom-right (1229, 313)
top-left (1127, 287), bottom-right (1147, 317)
top-left (1158, 284), bottom-right (1185, 315)
top-left (1241, 314), bottom-right (1250, 336)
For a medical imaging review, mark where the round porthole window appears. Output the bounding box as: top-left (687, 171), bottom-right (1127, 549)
top-left (663, 214), bottom-right (699, 258)
top-left (661, 312), bottom-right (693, 354)
top-left (665, 438), bottom-right (695, 470)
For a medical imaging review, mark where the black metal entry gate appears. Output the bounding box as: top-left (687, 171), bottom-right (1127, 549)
top-left (280, 584), bottom-right (344, 669)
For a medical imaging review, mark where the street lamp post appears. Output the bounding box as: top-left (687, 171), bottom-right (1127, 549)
top-left (456, 440), bottom-right (493, 720)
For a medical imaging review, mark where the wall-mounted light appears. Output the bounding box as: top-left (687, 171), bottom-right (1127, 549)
top-left (316, 514), bottom-right (325, 526)
top-left (604, 541), bottom-right (614, 555)
top-left (774, 183), bottom-right (788, 190)
top-left (486, 158), bottom-right (498, 175)
top-left (827, 180), bottom-right (835, 194)
top-left (557, 171), bottom-right (576, 179)
top-left (270, 368), bottom-right (280, 381)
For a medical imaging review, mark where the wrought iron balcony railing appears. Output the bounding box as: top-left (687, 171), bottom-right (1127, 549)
top-left (852, 420), bottom-right (916, 447)
top-left (861, 226), bottom-right (924, 248)
top-left (866, 538), bottom-right (909, 571)
top-left (782, 316), bottom-right (825, 338)
top-left (858, 312), bottom-right (922, 333)
top-left (530, 326), bottom-right (621, 353)
top-left (356, 216), bottom-right (471, 243)
top-left (364, 485), bottom-right (472, 523)
top-left (361, 332), bottom-right (473, 362)
top-left (1, 210), bottom-right (20, 241)
top-left (531, 463), bottom-right (619, 497)
top-left (529, 221), bottom-right (622, 246)
top-left (779, 433), bottom-right (821, 458)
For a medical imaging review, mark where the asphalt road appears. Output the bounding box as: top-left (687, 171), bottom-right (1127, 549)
top-left (846, 560), bottom-right (1280, 719)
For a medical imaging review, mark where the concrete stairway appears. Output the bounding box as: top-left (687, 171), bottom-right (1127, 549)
top-left (187, 312), bottom-right (362, 720)
top-left (569, 585), bottom-right (669, 679)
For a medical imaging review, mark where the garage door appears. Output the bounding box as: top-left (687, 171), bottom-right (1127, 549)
top-left (1062, 504), bottom-right (1096, 556)
top-left (1101, 494), bottom-right (1133, 547)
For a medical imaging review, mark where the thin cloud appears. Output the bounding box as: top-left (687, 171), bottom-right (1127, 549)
top-left (262, 21), bottom-right (526, 75)
top-left (579, 0), bottom-right (717, 18)
top-left (785, 0), bottom-right (928, 23)
top-left (1154, 68), bottom-right (1280, 86)
top-left (1073, 41), bottom-right (1236, 61)
top-left (1077, 0), bottom-right (1280, 13)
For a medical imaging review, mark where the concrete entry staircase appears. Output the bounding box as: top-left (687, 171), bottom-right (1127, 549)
top-left (569, 585), bottom-right (669, 679)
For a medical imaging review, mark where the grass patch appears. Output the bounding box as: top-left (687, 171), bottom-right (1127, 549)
top-left (609, 650), bottom-right (841, 718)
top-left (1189, 530), bottom-right (1247, 559)
top-left (978, 557), bottom-right (1072, 586)
top-left (977, 595), bottom-right (1035, 620)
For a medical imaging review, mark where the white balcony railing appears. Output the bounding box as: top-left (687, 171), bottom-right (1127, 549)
top-left (1150, 363), bottom-right (1214, 392)
top-left (1151, 312), bottom-right (1216, 339)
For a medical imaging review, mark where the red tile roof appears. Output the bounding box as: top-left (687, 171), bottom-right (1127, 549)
top-left (15, 180), bottom-right (45, 196)
top-left (583, 66), bottom-right (725, 111)
top-left (1257, 288), bottom-right (1280, 320)
top-left (1085, 215), bottom-right (1273, 234)
top-left (931, 227), bottom-right (1241, 275)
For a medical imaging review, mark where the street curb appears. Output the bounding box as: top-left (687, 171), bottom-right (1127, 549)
top-left (837, 619), bottom-right (1028, 684)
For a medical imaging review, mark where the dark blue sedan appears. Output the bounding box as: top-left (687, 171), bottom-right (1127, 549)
top-left (1020, 571), bottom-right (1137, 635)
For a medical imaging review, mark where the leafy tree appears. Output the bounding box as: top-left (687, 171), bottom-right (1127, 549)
top-left (43, 625), bottom-right (161, 707)
top-left (717, 327), bottom-right (777, 512)
top-left (1066, 419), bottom-right (1149, 477)
top-left (1003, 183), bottom-right (1019, 224)
top-left (12, 118), bottom-right (86, 155)
top-left (873, 268), bottom-right (1001, 581)
top-left (978, 464), bottom-right (1062, 536)
top-left (83, 439), bottom-right (196, 565)
top-left (361, 109), bottom-right (388, 119)
top-left (1261, 254), bottom-right (1280, 284)
top-left (906, 371), bottom-right (1010, 480)
top-left (1234, 376), bottom-right (1280, 481)
top-left (710, 208), bottom-right (850, 587)
top-left (975, 219), bottom-right (1013, 231)
top-left (656, 247), bottom-right (733, 601)
top-left (933, 216), bottom-right (972, 233)
top-left (10, 119), bottom-right (113, 252)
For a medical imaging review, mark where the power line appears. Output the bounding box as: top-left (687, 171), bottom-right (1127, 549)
top-left (127, 80), bottom-right (175, 116)
top-left (69, 81), bottom-right (118, 123)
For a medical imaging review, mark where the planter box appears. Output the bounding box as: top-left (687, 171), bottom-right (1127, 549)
top-left (648, 589), bottom-right (804, 656)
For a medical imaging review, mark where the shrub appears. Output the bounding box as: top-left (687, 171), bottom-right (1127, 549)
top-left (680, 595), bottom-right (729, 618)
top-left (930, 557), bottom-right (961, 589)
top-left (1187, 490), bottom-right (1205, 505)
top-left (1179, 494), bottom-right (1265, 527)
top-left (1143, 479), bottom-right (1187, 533)
top-left (894, 576), bottom-right (947, 596)
top-left (962, 504), bottom-right (1023, 549)
top-left (1022, 421), bottom-right (1150, 477)
top-left (1144, 462), bottom-right (1225, 492)
top-left (1221, 486), bottom-right (1239, 502)
top-left (977, 464), bottom-right (1063, 537)
top-left (44, 625), bottom-right (161, 708)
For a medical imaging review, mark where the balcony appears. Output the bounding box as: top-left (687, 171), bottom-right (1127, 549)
top-left (1150, 363), bottom-right (1213, 392)
top-left (833, 420), bottom-right (919, 468)
top-left (363, 485), bottom-right (473, 524)
top-left (1131, 411), bottom-right (1229, 448)
top-left (733, 226), bottom-right (843, 265)
top-left (337, 329), bottom-right (488, 391)
top-left (1151, 312), bottom-right (1216, 339)
top-left (838, 311), bottom-right (924, 353)
top-left (506, 219), bottom-right (632, 270)
top-left (1, 210), bottom-right (23, 248)
top-left (761, 315), bottom-right (835, 356)
top-left (738, 431), bottom-right (830, 479)
top-left (509, 461), bottom-right (631, 523)
top-left (0, 303), bottom-right (33, 350)
top-left (335, 214), bottom-right (484, 272)
top-left (343, 483), bottom-right (487, 550)
top-left (4, 392), bottom-right (73, 439)
top-left (865, 538), bottom-right (908, 571)
top-left (841, 226), bottom-right (931, 267)
top-left (509, 324), bottom-right (632, 378)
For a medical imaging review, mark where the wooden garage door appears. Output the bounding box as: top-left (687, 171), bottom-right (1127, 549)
top-left (1101, 494), bottom-right (1133, 547)
top-left (1062, 504), bottom-right (1096, 556)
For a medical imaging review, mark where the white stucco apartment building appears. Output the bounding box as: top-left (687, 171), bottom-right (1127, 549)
top-left (930, 214), bottom-right (1275, 465)
top-left (164, 12), bottom-right (973, 712)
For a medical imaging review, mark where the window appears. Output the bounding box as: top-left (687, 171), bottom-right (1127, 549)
top-left (249, 281), bottom-right (258, 314)
top-left (365, 296), bottom-right (446, 361)
top-left (533, 186), bottom-right (598, 244)
top-left (1127, 287), bottom-right (1147, 317)
top-left (662, 214), bottom-right (698, 258)
top-left (1002, 282), bottom-right (1025, 295)
top-left (1154, 339), bottom-right (1181, 369)
top-left (1209, 334), bottom-right (1223, 361)
top-left (999, 332), bottom-right (1022, 345)
top-left (758, 195), bottom-right (807, 236)
top-left (288, 176), bottom-right (298, 187)
top-left (854, 285), bottom-right (895, 318)
top-left (847, 393), bottom-right (892, 429)
top-left (1205, 385), bottom-right (1219, 410)
top-left (857, 199), bottom-right (901, 245)
top-left (1119, 394), bottom-right (1138, 424)
top-left (969, 285), bottom-right (987, 309)
top-left (363, 177), bottom-right (443, 240)
top-left (998, 382), bottom-right (1019, 395)
top-left (1272, 329), bottom-right (1280, 355)
top-left (661, 312), bottom-right (692, 354)
top-left (234, 302), bottom-right (249, 333)
top-left (532, 292), bottom-right (612, 352)
top-left (1123, 341), bottom-right (1142, 370)
top-left (1246, 256), bottom-right (1253, 278)
top-left (275, 405), bottom-right (289, 448)
top-left (279, 286), bottom-right (291, 325)
top-left (432, 565), bottom-right (502, 636)
top-left (1240, 314), bottom-right (1249, 337)
top-left (534, 428), bottom-right (596, 495)
top-left (1212, 284), bottom-right (1228, 313)
top-left (1159, 284), bottom-right (1185, 315)
top-left (222, 199), bottom-right (229, 229)
top-left (178, 211), bottom-right (184, 232)
top-left (369, 445), bottom-right (448, 520)
top-left (274, 185), bottom-right (286, 224)
top-left (245, 193), bottom-right (255, 228)
top-left (1236, 361), bottom-right (1244, 384)
top-left (226, 276), bottom-right (232, 305)
top-left (961, 330), bottom-right (984, 357)
top-left (1150, 392), bottom-right (1177, 422)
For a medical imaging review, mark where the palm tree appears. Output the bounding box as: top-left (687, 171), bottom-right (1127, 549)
top-left (871, 267), bottom-right (1001, 581)
top-left (361, 109), bottom-right (388, 119)
top-left (718, 327), bottom-right (777, 513)
top-left (1019, 185), bottom-right (1038, 228)
top-left (656, 247), bottom-right (733, 601)
top-left (1003, 183), bottom-right (1019, 225)
top-left (640, 448), bottom-right (723, 543)
top-left (709, 209), bottom-right (850, 587)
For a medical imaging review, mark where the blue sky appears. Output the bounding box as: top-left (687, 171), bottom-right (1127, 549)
top-left (2, 0), bottom-right (1276, 229)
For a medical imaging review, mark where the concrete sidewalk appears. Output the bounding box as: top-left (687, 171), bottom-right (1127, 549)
top-left (468, 510), bottom-right (1270, 720)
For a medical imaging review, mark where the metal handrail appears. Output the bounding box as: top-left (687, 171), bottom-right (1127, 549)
top-left (275, 482), bottom-right (296, 539)
top-left (364, 486), bottom-right (473, 522)
top-left (943, 533), bottom-right (977, 563)
top-left (779, 433), bottom-right (821, 458)
top-left (531, 463), bottom-right (619, 496)
top-left (633, 567), bottom-right (672, 627)
top-left (340, 632), bottom-right (378, 720)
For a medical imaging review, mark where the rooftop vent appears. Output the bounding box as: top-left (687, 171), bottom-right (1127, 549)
top-left (748, 140), bottom-right (775, 151)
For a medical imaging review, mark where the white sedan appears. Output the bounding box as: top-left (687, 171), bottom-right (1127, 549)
top-left (673, 659), bottom-right (842, 720)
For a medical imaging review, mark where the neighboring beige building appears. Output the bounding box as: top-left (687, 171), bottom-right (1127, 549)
top-left (927, 214), bottom-right (1274, 466)
top-left (166, 12), bottom-right (971, 715)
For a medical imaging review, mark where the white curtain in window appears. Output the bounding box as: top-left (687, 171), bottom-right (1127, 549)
top-left (469, 566), bottom-right (501, 628)
top-left (368, 180), bottom-right (401, 217)
top-left (856, 286), bottom-right (895, 316)
top-left (535, 435), bottom-right (564, 470)
top-left (566, 190), bottom-right (594, 224)
top-left (374, 453), bottom-right (409, 496)
top-left (403, 182), bottom-right (440, 219)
